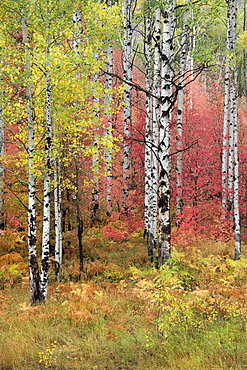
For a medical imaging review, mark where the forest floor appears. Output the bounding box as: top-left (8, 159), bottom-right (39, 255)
top-left (1, 226), bottom-right (247, 369)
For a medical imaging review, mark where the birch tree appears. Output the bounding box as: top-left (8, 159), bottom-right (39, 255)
top-left (222, 0), bottom-right (240, 259)
top-left (122, 0), bottom-right (134, 213)
top-left (143, 4), bottom-right (156, 261)
top-left (92, 57), bottom-right (100, 224)
top-left (158, 0), bottom-right (174, 266)
top-left (104, 43), bottom-right (113, 217)
top-left (149, 7), bottom-right (161, 261)
top-left (104, 0), bottom-right (114, 217)
top-left (22, 11), bottom-right (41, 304)
top-left (40, 28), bottom-right (52, 302)
top-left (176, 0), bottom-right (190, 223)
top-left (53, 144), bottom-right (62, 280)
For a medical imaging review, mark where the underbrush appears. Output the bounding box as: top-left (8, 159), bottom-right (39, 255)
top-left (0, 227), bottom-right (247, 369)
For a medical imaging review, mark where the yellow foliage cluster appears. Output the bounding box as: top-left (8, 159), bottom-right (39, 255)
top-left (239, 30), bottom-right (247, 49)
top-left (0, 252), bottom-right (26, 289)
top-left (152, 245), bottom-right (247, 340)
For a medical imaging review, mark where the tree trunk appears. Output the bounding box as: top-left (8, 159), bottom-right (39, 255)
top-left (150, 7), bottom-right (161, 262)
top-left (73, 153), bottom-right (83, 272)
top-left (22, 14), bottom-right (41, 304)
top-left (40, 32), bottom-right (52, 302)
top-left (158, 0), bottom-right (174, 266)
top-left (233, 71), bottom-right (240, 259)
top-left (176, 1), bottom-right (189, 224)
top-left (222, 58), bottom-right (230, 218)
top-left (122, 0), bottom-right (134, 213)
top-left (144, 8), bottom-right (154, 260)
top-left (104, 42), bottom-right (113, 217)
top-left (229, 0), bottom-right (240, 259)
top-left (223, 0), bottom-right (240, 258)
top-left (92, 53), bottom-right (100, 224)
top-left (54, 156), bottom-right (62, 281)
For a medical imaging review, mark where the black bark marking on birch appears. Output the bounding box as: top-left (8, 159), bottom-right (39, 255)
top-left (161, 223), bottom-right (171, 235)
top-left (158, 195), bottom-right (169, 211)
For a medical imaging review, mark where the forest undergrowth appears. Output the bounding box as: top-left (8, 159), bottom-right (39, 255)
top-left (1, 225), bottom-right (247, 369)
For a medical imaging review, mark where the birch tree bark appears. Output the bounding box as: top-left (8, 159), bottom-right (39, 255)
top-left (73, 153), bottom-right (84, 272)
top-left (92, 52), bottom-right (100, 224)
top-left (40, 30), bottom-right (52, 302)
top-left (222, 27), bottom-right (230, 218)
top-left (149, 7), bottom-right (161, 261)
top-left (222, 0), bottom-right (240, 259)
top-left (72, 8), bottom-right (84, 269)
top-left (232, 68), bottom-right (240, 259)
top-left (22, 14), bottom-right (41, 304)
top-left (144, 7), bottom-right (154, 260)
top-left (104, 42), bottom-right (113, 217)
top-left (229, 0), bottom-right (241, 259)
top-left (122, 0), bottom-right (134, 213)
top-left (158, 0), bottom-right (174, 266)
top-left (54, 153), bottom-right (62, 280)
top-left (176, 1), bottom-right (189, 224)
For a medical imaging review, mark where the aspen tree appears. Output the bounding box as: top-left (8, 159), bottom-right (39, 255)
top-left (150, 6), bottom-right (161, 260)
top-left (22, 12), bottom-right (41, 304)
top-left (222, 0), bottom-right (240, 258)
top-left (176, 0), bottom-right (190, 224)
top-left (144, 4), bottom-right (154, 260)
top-left (158, 0), bottom-right (174, 266)
top-left (230, 0), bottom-right (241, 259)
top-left (122, 0), bottom-right (134, 213)
top-left (40, 27), bottom-right (52, 302)
top-left (104, 43), bottom-right (113, 217)
top-left (53, 145), bottom-right (62, 280)
top-left (92, 54), bottom-right (100, 224)
top-left (222, 13), bottom-right (230, 218)
top-left (104, 0), bottom-right (113, 217)
top-left (73, 152), bottom-right (83, 272)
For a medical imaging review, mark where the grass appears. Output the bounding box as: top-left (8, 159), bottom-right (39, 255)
top-left (0, 226), bottom-right (247, 369)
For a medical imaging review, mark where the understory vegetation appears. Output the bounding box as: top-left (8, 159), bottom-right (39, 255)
top-left (1, 224), bottom-right (247, 370)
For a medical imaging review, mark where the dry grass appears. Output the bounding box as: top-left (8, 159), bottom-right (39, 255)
top-left (0, 227), bottom-right (247, 369)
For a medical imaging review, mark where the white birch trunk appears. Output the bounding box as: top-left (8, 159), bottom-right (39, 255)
top-left (228, 82), bottom-right (235, 217)
top-left (222, 60), bottom-right (230, 218)
top-left (22, 15), bottom-right (40, 304)
top-left (232, 71), bottom-right (240, 259)
top-left (54, 156), bottom-right (62, 279)
top-left (73, 153), bottom-right (84, 272)
top-left (72, 9), bottom-right (82, 57)
top-left (158, 1), bottom-right (174, 266)
top-left (223, 0), bottom-right (240, 258)
top-left (92, 136), bottom-right (99, 222)
top-left (40, 33), bottom-right (52, 302)
top-left (122, 0), bottom-right (133, 213)
top-left (175, 2), bottom-right (189, 223)
top-left (186, 9), bottom-right (195, 110)
top-left (92, 54), bottom-right (100, 223)
top-left (104, 44), bottom-right (113, 217)
top-left (144, 9), bottom-right (154, 260)
top-left (233, 87), bottom-right (240, 259)
top-left (229, 0), bottom-right (241, 259)
top-left (150, 7), bottom-right (161, 258)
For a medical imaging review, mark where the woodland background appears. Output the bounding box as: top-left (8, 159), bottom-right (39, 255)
top-left (1, 0), bottom-right (247, 369)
